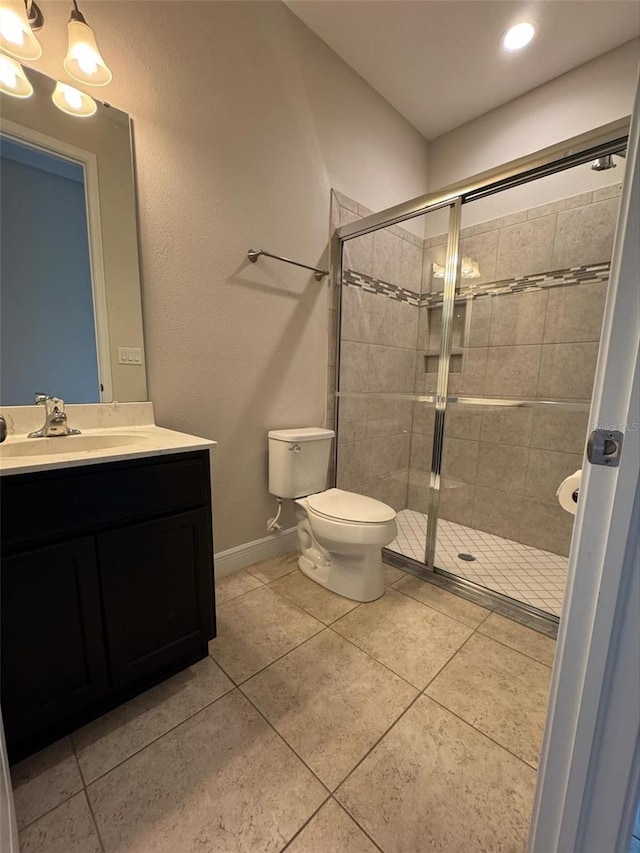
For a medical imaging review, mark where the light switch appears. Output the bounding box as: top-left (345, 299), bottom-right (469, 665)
top-left (118, 347), bottom-right (143, 365)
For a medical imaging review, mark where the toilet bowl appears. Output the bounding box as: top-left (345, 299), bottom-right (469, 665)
top-left (295, 488), bottom-right (397, 602)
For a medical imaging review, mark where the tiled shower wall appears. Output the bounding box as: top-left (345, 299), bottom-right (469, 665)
top-left (329, 191), bottom-right (423, 510)
top-left (329, 183), bottom-right (621, 556)
top-left (411, 184), bottom-right (621, 556)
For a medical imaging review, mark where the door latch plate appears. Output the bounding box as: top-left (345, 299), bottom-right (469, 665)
top-left (586, 429), bottom-right (623, 467)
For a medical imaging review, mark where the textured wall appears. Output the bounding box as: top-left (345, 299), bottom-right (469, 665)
top-left (426, 39), bottom-right (638, 232)
top-left (24, 1), bottom-right (429, 551)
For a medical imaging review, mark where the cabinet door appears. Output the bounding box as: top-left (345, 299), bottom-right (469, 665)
top-left (1, 538), bottom-right (108, 752)
top-left (98, 509), bottom-right (215, 688)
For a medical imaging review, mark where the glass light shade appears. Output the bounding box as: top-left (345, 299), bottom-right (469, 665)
top-left (433, 259), bottom-right (481, 279)
top-left (0, 53), bottom-right (32, 97)
top-left (63, 19), bottom-right (112, 86)
top-left (0, 0), bottom-right (42, 60)
top-left (461, 257), bottom-right (481, 278)
top-left (52, 81), bottom-right (97, 117)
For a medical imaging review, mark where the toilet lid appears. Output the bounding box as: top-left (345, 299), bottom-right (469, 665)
top-left (307, 488), bottom-right (396, 523)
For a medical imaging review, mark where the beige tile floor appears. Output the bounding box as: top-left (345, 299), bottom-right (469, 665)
top-left (12, 551), bottom-right (557, 853)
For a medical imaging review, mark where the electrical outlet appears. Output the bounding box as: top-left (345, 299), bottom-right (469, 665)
top-left (117, 347), bottom-right (143, 365)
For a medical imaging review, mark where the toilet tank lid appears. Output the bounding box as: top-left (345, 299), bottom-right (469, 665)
top-left (268, 428), bottom-right (335, 442)
top-left (307, 488), bottom-right (396, 523)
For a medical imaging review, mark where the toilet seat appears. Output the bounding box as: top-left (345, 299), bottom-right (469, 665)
top-left (306, 488), bottom-right (396, 524)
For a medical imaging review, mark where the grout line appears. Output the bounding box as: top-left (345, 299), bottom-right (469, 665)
top-left (423, 693), bottom-right (542, 773)
top-left (331, 689), bottom-right (429, 808)
top-left (237, 686), bottom-right (332, 795)
top-left (390, 575), bottom-right (491, 631)
top-left (14, 739), bottom-right (96, 838)
top-left (330, 797), bottom-right (386, 853)
top-left (210, 621), bottom-right (327, 688)
top-left (16, 789), bottom-right (82, 834)
top-left (278, 795), bottom-right (332, 852)
top-left (215, 579), bottom-right (267, 607)
top-left (246, 566), bottom-right (298, 585)
top-left (74, 677), bottom-right (237, 789)
top-left (473, 629), bottom-right (555, 669)
top-left (83, 787), bottom-right (107, 853)
top-left (326, 624), bottom-right (421, 694)
top-left (419, 631), bottom-right (478, 695)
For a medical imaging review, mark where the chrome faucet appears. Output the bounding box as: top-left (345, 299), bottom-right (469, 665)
top-left (28, 394), bottom-right (81, 438)
top-left (0, 414), bottom-right (6, 443)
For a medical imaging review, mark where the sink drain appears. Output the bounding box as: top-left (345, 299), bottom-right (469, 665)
top-left (457, 553), bottom-right (477, 562)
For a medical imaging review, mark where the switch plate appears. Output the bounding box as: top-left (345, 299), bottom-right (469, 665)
top-left (117, 347), bottom-right (143, 365)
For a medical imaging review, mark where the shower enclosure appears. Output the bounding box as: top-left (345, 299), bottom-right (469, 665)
top-left (330, 118), bottom-right (629, 628)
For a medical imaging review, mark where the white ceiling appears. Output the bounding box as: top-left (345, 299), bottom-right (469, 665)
top-left (285, 1), bottom-right (640, 139)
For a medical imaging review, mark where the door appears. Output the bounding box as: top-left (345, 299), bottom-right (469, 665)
top-left (528, 91), bottom-right (640, 853)
top-left (98, 509), bottom-right (215, 689)
top-left (1, 537), bottom-right (108, 755)
top-left (429, 157), bottom-right (626, 620)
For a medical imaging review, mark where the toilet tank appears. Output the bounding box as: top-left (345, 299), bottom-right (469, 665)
top-left (268, 428), bottom-right (334, 499)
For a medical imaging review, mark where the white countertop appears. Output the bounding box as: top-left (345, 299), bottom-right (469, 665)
top-left (0, 403), bottom-right (215, 476)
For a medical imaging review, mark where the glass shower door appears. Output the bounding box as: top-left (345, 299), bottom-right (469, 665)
top-left (429, 160), bottom-right (622, 617)
top-left (334, 201), bottom-right (454, 568)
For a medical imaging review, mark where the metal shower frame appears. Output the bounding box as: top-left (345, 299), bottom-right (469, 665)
top-left (330, 116), bottom-right (630, 585)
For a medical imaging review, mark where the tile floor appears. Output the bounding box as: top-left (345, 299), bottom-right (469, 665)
top-left (390, 508), bottom-right (568, 616)
top-left (12, 550), bottom-right (557, 853)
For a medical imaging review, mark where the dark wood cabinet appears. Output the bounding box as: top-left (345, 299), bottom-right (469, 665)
top-left (1, 538), bottom-right (108, 744)
top-left (99, 509), bottom-right (214, 689)
top-left (1, 450), bottom-right (215, 762)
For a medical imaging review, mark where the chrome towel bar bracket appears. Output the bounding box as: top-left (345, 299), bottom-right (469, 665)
top-left (247, 248), bottom-right (328, 281)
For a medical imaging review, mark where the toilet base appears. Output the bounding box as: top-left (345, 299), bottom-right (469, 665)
top-left (297, 519), bottom-right (385, 602)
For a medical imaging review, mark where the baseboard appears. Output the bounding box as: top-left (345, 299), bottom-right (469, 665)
top-left (214, 527), bottom-right (298, 578)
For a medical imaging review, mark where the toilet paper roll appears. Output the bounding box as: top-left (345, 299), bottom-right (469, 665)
top-left (556, 470), bottom-right (582, 515)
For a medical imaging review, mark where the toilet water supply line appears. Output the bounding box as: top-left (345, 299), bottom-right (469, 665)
top-left (267, 498), bottom-right (283, 532)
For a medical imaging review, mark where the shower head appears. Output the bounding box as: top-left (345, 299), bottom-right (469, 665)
top-left (591, 155), bottom-right (617, 172)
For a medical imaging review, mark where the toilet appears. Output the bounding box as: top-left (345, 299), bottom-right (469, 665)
top-left (268, 428), bottom-right (397, 602)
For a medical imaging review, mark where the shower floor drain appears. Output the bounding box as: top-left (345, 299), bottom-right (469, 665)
top-left (457, 553), bottom-right (477, 562)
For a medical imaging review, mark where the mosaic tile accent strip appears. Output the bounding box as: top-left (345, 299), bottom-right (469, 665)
top-left (422, 262), bottom-right (610, 308)
top-left (389, 508), bottom-right (567, 617)
top-left (343, 270), bottom-right (421, 305)
top-left (342, 262), bottom-right (610, 309)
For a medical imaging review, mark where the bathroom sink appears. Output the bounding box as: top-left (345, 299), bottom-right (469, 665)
top-left (0, 433), bottom-right (143, 458)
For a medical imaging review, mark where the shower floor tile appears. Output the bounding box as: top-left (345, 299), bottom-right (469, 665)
top-left (389, 509), bottom-right (567, 617)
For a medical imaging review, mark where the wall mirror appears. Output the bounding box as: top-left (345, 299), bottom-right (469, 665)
top-left (0, 65), bottom-right (146, 405)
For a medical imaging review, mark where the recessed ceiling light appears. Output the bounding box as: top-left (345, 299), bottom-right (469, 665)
top-left (502, 21), bottom-right (536, 52)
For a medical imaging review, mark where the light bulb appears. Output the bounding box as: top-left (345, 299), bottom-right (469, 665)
top-left (0, 53), bottom-right (32, 97)
top-left (52, 81), bottom-right (97, 117)
top-left (0, 0), bottom-right (42, 60)
top-left (502, 22), bottom-right (536, 52)
top-left (76, 44), bottom-right (98, 75)
top-left (63, 13), bottom-right (112, 86)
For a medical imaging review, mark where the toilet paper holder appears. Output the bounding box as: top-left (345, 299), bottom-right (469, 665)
top-left (587, 429), bottom-right (624, 467)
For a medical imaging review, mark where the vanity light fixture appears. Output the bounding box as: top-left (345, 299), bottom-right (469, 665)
top-left (432, 258), bottom-right (481, 279)
top-left (0, 0), bottom-right (42, 61)
top-left (52, 80), bottom-right (96, 117)
top-left (63, 0), bottom-right (112, 87)
top-left (502, 21), bottom-right (536, 52)
top-left (0, 52), bottom-right (32, 97)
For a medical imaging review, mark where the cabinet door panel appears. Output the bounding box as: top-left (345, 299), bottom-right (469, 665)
top-left (1, 538), bottom-right (108, 749)
top-left (98, 509), bottom-right (214, 688)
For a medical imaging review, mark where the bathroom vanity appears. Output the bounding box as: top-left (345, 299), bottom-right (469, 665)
top-left (0, 405), bottom-right (216, 762)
